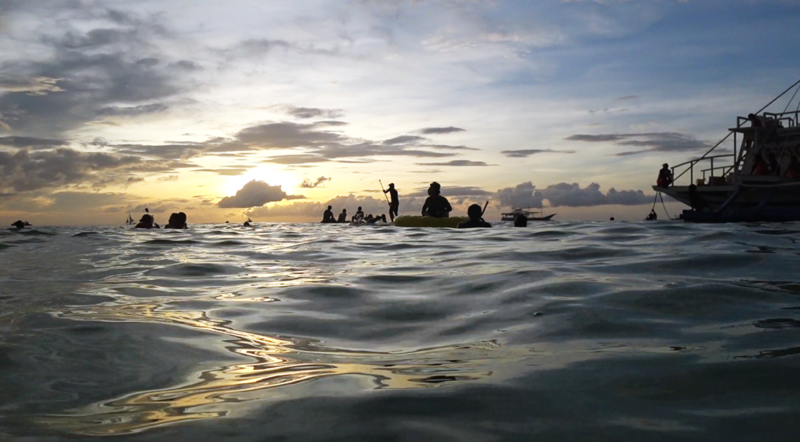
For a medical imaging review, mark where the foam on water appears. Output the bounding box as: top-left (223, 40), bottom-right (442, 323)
top-left (2, 221), bottom-right (800, 441)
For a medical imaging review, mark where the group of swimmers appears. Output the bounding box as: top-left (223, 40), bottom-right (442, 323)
top-left (135, 211), bottom-right (188, 229)
top-left (322, 205), bottom-right (389, 224)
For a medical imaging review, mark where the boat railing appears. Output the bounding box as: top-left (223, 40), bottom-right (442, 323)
top-left (669, 153), bottom-right (736, 187)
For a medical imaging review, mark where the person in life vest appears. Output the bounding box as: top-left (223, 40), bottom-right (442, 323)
top-left (656, 163), bottom-right (673, 187)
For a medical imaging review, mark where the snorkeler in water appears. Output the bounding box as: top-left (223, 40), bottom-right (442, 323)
top-left (457, 204), bottom-right (492, 229)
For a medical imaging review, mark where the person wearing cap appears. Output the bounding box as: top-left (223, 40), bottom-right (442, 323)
top-left (657, 163), bottom-right (673, 188)
top-left (383, 183), bottom-right (399, 222)
top-left (421, 182), bottom-right (452, 218)
top-left (457, 204), bottom-right (492, 228)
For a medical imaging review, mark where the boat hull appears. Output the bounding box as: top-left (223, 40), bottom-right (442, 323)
top-left (656, 183), bottom-right (800, 222)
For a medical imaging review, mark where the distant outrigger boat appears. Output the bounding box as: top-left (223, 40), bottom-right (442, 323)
top-left (501, 208), bottom-right (556, 222)
top-left (656, 80), bottom-right (800, 223)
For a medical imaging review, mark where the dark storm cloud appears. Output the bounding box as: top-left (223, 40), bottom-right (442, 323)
top-left (566, 132), bottom-right (709, 156)
top-left (500, 149), bottom-right (575, 158)
top-left (0, 136), bottom-right (69, 149)
top-left (300, 176), bottom-right (331, 188)
top-left (217, 180), bottom-right (304, 208)
top-left (414, 160), bottom-right (492, 166)
top-left (418, 126), bottom-right (465, 135)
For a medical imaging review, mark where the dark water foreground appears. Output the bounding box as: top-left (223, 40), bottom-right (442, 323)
top-left (2, 221), bottom-right (800, 441)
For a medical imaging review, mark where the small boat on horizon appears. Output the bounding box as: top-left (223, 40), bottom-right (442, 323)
top-left (500, 208), bottom-right (556, 222)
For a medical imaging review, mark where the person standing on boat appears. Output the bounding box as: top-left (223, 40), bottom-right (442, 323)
top-left (421, 182), bottom-right (452, 218)
top-left (321, 205), bottom-right (336, 223)
top-left (656, 163), bottom-right (673, 188)
top-left (383, 183), bottom-right (399, 222)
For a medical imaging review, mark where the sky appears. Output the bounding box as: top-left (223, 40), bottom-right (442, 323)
top-left (2, 0), bottom-right (800, 225)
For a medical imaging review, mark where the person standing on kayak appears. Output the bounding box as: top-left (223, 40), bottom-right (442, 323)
top-left (383, 183), bottom-right (399, 222)
top-left (421, 182), bottom-right (452, 218)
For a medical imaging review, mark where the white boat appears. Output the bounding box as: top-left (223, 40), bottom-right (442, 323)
top-left (656, 80), bottom-right (800, 222)
top-left (500, 208), bottom-right (556, 222)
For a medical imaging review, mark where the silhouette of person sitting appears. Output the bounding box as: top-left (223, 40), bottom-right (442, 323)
top-left (421, 182), bottom-right (452, 218)
top-left (384, 183), bottom-right (399, 221)
top-left (657, 163), bottom-right (673, 187)
top-left (337, 208), bottom-right (347, 223)
top-left (135, 214), bottom-right (158, 229)
top-left (514, 214), bottom-right (528, 227)
top-left (457, 204), bottom-right (492, 228)
top-left (353, 206), bottom-right (365, 222)
top-left (321, 205), bottom-right (336, 223)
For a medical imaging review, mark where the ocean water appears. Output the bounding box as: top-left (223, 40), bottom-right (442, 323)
top-left (2, 221), bottom-right (800, 441)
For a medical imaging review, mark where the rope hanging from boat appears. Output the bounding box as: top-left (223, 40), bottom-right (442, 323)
top-left (659, 192), bottom-right (673, 220)
top-left (782, 82), bottom-right (800, 114)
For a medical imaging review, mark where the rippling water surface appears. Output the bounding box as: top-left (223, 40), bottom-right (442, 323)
top-left (2, 221), bottom-right (800, 441)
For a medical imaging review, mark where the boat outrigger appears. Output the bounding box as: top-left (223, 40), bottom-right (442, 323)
top-left (501, 208), bottom-right (556, 222)
top-left (656, 80), bottom-right (800, 223)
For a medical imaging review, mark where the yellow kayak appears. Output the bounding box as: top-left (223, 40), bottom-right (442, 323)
top-left (393, 216), bottom-right (468, 228)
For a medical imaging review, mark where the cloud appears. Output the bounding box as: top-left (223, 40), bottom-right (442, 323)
top-left (0, 76), bottom-right (64, 95)
top-left (414, 160), bottom-right (493, 166)
top-left (500, 149), bottom-right (576, 158)
top-left (540, 182), bottom-right (652, 207)
top-left (496, 182), bottom-right (546, 209)
top-left (97, 103), bottom-right (169, 117)
top-left (284, 106), bottom-right (344, 119)
top-left (157, 175), bottom-right (179, 182)
top-left (406, 185), bottom-right (493, 198)
top-left (0, 148), bottom-right (143, 192)
top-left (418, 126), bottom-right (465, 135)
top-left (0, 136), bottom-right (69, 149)
top-left (496, 182), bottom-right (653, 208)
top-left (217, 180), bottom-right (304, 208)
top-left (300, 176), bottom-right (331, 188)
top-left (121, 176), bottom-right (145, 188)
top-left (566, 132), bottom-right (709, 156)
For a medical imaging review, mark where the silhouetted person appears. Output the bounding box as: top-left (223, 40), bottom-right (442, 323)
top-left (11, 220), bottom-right (27, 229)
top-left (365, 214), bottom-right (375, 224)
top-left (353, 206), bottom-right (365, 222)
top-left (322, 205), bottom-right (336, 223)
top-left (688, 184), bottom-right (707, 211)
top-left (384, 183), bottom-right (399, 222)
top-left (337, 208), bottom-right (347, 223)
top-left (135, 214), bottom-right (157, 229)
top-left (514, 214), bottom-right (528, 227)
top-left (164, 212), bottom-right (188, 229)
top-left (645, 209), bottom-right (657, 221)
top-left (243, 221), bottom-right (251, 227)
top-left (457, 204), bottom-right (492, 228)
top-left (421, 182), bottom-right (452, 218)
top-left (749, 113), bottom-right (763, 128)
top-left (657, 163), bottom-right (673, 187)
top-left (609, 217), bottom-right (615, 221)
